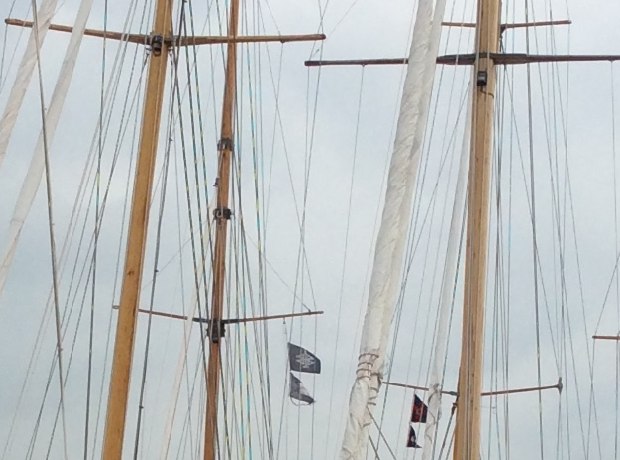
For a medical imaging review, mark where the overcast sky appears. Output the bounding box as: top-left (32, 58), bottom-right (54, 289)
top-left (2, 0), bottom-right (620, 459)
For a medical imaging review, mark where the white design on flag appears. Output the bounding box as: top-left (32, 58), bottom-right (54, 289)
top-left (295, 351), bottom-right (316, 369)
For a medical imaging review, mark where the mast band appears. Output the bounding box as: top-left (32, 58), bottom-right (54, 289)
top-left (208, 321), bottom-right (226, 342)
top-left (150, 34), bottom-right (164, 55)
top-left (213, 207), bottom-right (232, 220)
top-left (217, 137), bottom-right (234, 151)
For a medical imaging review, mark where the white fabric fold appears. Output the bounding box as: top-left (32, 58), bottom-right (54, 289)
top-left (339, 0), bottom-right (447, 457)
top-left (0, 0), bottom-right (58, 168)
top-left (0, 0), bottom-right (94, 298)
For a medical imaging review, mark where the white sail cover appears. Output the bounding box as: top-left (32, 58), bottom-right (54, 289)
top-left (0, 0), bottom-right (58, 168)
top-left (339, 0), bottom-right (446, 458)
top-left (0, 0), bottom-right (93, 297)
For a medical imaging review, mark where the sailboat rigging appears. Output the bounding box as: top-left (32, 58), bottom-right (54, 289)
top-left (309, 1), bottom-right (620, 459)
top-left (3, 0), bottom-right (620, 458)
top-left (1, 0), bottom-right (325, 457)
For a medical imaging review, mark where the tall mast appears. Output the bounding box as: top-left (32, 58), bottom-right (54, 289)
top-left (102, 0), bottom-right (172, 457)
top-left (453, 0), bottom-right (500, 458)
top-left (0, 2), bottom-right (323, 457)
top-left (203, 0), bottom-right (240, 457)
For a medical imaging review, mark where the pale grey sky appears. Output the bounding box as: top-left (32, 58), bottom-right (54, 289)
top-left (1, 0), bottom-right (620, 459)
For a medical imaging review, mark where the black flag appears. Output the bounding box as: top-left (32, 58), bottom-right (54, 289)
top-left (410, 394), bottom-right (428, 423)
top-left (406, 426), bottom-right (421, 448)
top-left (288, 343), bottom-right (321, 374)
top-left (289, 373), bottom-right (315, 404)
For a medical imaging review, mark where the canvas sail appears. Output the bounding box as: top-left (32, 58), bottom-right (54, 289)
top-left (0, 0), bottom-right (93, 298)
top-left (339, 0), bottom-right (447, 457)
top-left (0, 0), bottom-right (58, 168)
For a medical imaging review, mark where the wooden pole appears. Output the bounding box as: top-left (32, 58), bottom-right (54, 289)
top-left (101, 0), bottom-right (172, 458)
top-left (441, 19), bottom-right (571, 29)
top-left (305, 53), bottom-right (620, 68)
top-left (112, 304), bottom-right (323, 324)
top-left (176, 33), bottom-right (325, 46)
top-left (384, 379), bottom-right (562, 397)
top-left (384, 381), bottom-right (458, 396)
top-left (453, 0), bottom-right (500, 458)
top-left (203, 0), bottom-right (239, 458)
top-left (480, 379), bottom-right (563, 397)
top-left (5, 19), bottom-right (325, 46)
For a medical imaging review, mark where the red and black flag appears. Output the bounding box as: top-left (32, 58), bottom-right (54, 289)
top-left (406, 426), bottom-right (421, 448)
top-left (410, 394), bottom-right (428, 423)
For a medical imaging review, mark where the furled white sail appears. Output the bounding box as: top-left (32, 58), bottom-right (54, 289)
top-left (339, 0), bottom-right (446, 458)
top-left (0, 0), bottom-right (58, 168)
top-left (421, 96), bottom-right (470, 460)
top-left (0, 0), bottom-right (93, 297)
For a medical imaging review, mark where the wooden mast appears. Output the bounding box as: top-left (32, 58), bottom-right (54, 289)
top-left (453, 0), bottom-right (501, 458)
top-left (203, 0), bottom-right (239, 457)
top-left (101, 0), bottom-right (172, 457)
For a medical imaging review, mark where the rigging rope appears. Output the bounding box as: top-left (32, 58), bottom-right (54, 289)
top-left (324, 67), bottom-right (366, 456)
top-left (0, 0), bottom-right (23, 94)
top-left (84, 0), bottom-right (107, 456)
top-left (31, 1), bottom-right (68, 457)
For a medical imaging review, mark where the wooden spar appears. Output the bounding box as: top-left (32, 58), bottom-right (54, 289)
top-left (4, 18), bottom-right (324, 45)
top-left (385, 381), bottom-right (457, 396)
top-left (593, 335), bottom-right (620, 340)
top-left (481, 379), bottom-right (563, 397)
top-left (440, 53), bottom-right (620, 65)
top-left (203, 0), bottom-right (239, 457)
top-left (177, 34), bottom-right (325, 45)
top-left (101, 0), bottom-right (172, 458)
top-left (5, 18), bottom-right (149, 44)
top-left (442, 19), bottom-right (571, 29)
top-left (305, 58), bottom-right (408, 67)
top-left (384, 379), bottom-right (563, 397)
top-left (111, 305), bottom-right (323, 324)
top-left (305, 53), bottom-right (620, 68)
top-left (453, 0), bottom-right (500, 457)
